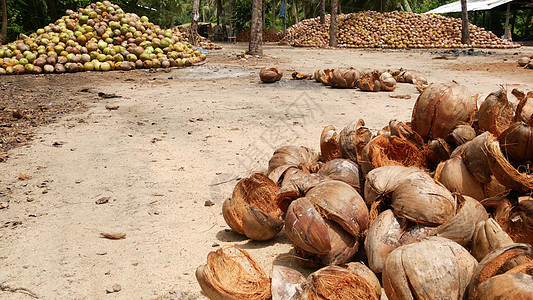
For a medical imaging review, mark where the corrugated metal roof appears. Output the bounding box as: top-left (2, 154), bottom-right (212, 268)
top-left (425, 0), bottom-right (514, 14)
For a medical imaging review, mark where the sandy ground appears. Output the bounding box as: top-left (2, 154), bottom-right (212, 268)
top-left (1, 42), bottom-right (533, 299)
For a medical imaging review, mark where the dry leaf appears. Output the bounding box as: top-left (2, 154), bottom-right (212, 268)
top-left (100, 232), bottom-right (126, 240)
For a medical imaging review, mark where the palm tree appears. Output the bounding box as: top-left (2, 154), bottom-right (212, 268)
top-left (329, 0), bottom-right (337, 46)
top-left (460, 0), bottom-right (471, 44)
top-left (0, 0), bottom-right (6, 44)
top-left (249, 0), bottom-right (263, 55)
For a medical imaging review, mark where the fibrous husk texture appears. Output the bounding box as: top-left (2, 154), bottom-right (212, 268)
top-left (356, 70), bottom-right (381, 92)
top-left (360, 135), bottom-right (426, 176)
top-left (498, 122), bottom-right (533, 164)
top-left (317, 158), bottom-right (362, 193)
top-left (259, 67), bottom-right (283, 83)
top-left (515, 91), bottom-right (533, 124)
top-left (285, 181), bottom-right (369, 265)
top-left (196, 245), bottom-right (271, 300)
top-left (411, 81), bottom-right (475, 140)
top-left (320, 125), bottom-right (343, 162)
top-left (364, 166), bottom-right (456, 225)
top-left (267, 145), bottom-right (320, 175)
top-left (478, 88), bottom-right (515, 136)
top-left (448, 124), bottom-right (477, 147)
top-left (472, 218), bottom-right (515, 261)
top-left (382, 237), bottom-right (477, 300)
top-left (475, 273), bottom-right (533, 300)
top-left (324, 68), bottom-right (364, 88)
top-left (467, 243), bottom-right (532, 299)
top-left (222, 173), bottom-right (283, 241)
top-left (338, 119), bottom-right (373, 164)
top-left (303, 264), bottom-right (380, 300)
top-left (270, 265), bottom-right (306, 300)
top-left (379, 72), bottom-right (397, 91)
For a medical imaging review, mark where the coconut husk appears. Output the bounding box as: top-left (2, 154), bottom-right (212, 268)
top-left (260, 67), bottom-right (283, 83)
top-left (270, 266), bottom-right (306, 300)
top-left (498, 122), bottom-right (533, 164)
top-left (276, 174), bottom-right (332, 212)
top-left (222, 173), bottom-right (282, 241)
top-left (196, 245), bottom-right (271, 300)
top-left (379, 72), bottom-right (397, 91)
top-left (303, 265), bottom-right (379, 300)
top-left (291, 71), bottom-right (312, 80)
top-left (338, 119), bottom-right (372, 164)
top-left (515, 92), bottom-right (533, 124)
top-left (485, 133), bottom-right (533, 192)
top-left (435, 156), bottom-right (486, 200)
top-left (267, 146), bottom-right (319, 175)
top-left (356, 70), bottom-right (381, 92)
top-left (391, 68), bottom-right (413, 83)
top-left (345, 262), bottom-right (382, 298)
top-left (475, 273), bottom-right (533, 300)
top-left (429, 195), bottom-right (488, 246)
top-left (472, 218), bottom-right (515, 261)
top-left (448, 123), bottom-right (477, 147)
top-left (360, 135), bottom-right (426, 176)
top-left (424, 138), bottom-right (451, 169)
top-left (268, 165), bottom-right (301, 185)
top-left (467, 243), bottom-right (532, 299)
top-left (318, 220), bottom-right (359, 265)
top-left (411, 81), bottom-right (475, 140)
top-left (317, 159), bottom-right (362, 193)
top-left (320, 125), bottom-right (343, 162)
top-left (389, 120), bottom-right (424, 148)
top-left (383, 237), bottom-right (477, 300)
top-left (364, 209), bottom-right (402, 273)
top-left (325, 68), bottom-right (364, 89)
top-left (364, 165), bottom-right (421, 207)
top-left (318, 69), bottom-right (333, 85)
top-left (459, 132), bottom-right (493, 184)
top-left (397, 224), bottom-right (433, 245)
top-left (478, 87), bottom-right (515, 136)
top-left (506, 261), bottom-right (533, 275)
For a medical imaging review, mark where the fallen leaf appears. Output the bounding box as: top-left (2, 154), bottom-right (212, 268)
top-left (100, 232), bottom-right (126, 240)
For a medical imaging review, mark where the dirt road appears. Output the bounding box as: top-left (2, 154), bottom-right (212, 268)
top-left (1, 43), bottom-right (532, 299)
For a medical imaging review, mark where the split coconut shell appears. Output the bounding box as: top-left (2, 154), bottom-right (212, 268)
top-left (498, 122), bottom-right (533, 164)
top-left (356, 70), bottom-right (381, 92)
top-left (316, 158), bottom-right (362, 193)
top-left (259, 67), bottom-right (283, 83)
top-left (475, 273), bottom-right (533, 300)
top-left (267, 146), bottom-right (319, 175)
top-left (478, 88), bottom-right (515, 136)
top-left (338, 119), bottom-right (372, 164)
top-left (472, 218), bottom-right (515, 261)
top-left (320, 125), bottom-right (343, 162)
top-left (270, 265), bottom-right (306, 300)
top-left (325, 68), bottom-right (363, 88)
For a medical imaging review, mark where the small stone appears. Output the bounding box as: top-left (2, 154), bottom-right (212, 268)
top-left (212, 242), bottom-right (220, 247)
top-left (96, 252), bottom-right (107, 255)
top-left (95, 197), bottom-right (110, 205)
top-left (112, 284), bottom-right (121, 292)
top-left (204, 200), bottom-right (215, 207)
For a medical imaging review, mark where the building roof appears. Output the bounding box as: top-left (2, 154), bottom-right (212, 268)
top-left (425, 0), bottom-right (515, 14)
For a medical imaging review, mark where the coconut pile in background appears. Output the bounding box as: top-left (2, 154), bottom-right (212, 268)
top-left (174, 27), bottom-right (222, 50)
top-left (283, 11), bottom-right (519, 49)
top-left (237, 27), bottom-right (282, 42)
top-left (0, 1), bottom-right (207, 75)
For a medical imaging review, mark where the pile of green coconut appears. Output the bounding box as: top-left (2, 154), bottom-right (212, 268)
top-left (0, 1), bottom-right (206, 75)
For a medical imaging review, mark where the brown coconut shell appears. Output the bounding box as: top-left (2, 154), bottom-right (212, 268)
top-left (360, 135), bottom-right (426, 176)
top-left (472, 218), bottom-right (515, 261)
top-left (222, 173), bottom-right (282, 241)
top-left (267, 146), bottom-right (319, 175)
top-left (302, 264), bottom-right (379, 300)
top-left (270, 265), bottom-right (306, 300)
top-left (276, 173), bottom-right (332, 212)
top-left (389, 120), bottom-right (424, 148)
top-left (345, 262), bottom-right (382, 298)
top-left (424, 138), bottom-right (451, 168)
top-left (392, 69), bottom-right (414, 83)
top-left (448, 123), bottom-right (477, 147)
top-left (338, 119), bottom-right (372, 164)
top-left (317, 158), bottom-right (362, 193)
top-left (475, 273), bottom-right (533, 300)
top-left (467, 243), bottom-right (532, 299)
top-left (515, 92), bottom-right (533, 124)
top-left (259, 67), bottom-right (283, 83)
top-left (364, 166), bottom-right (421, 207)
top-left (429, 195), bottom-right (488, 246)
top-left (506, 261), bottom-right (533, 275)
top-left (411, 81), bottom-right (475, 140)
top-left (318, 69), bottom-right (333, 85)
top-left (397, 224), bottom-right (434, 245)
top-left (459, 132), bottom-right (493, 184)
top-left (320, 125), bottom-right (343, 162)
top-left (478, 88), bottom-right (515, 136)
top-left (356, 70), bottom-right (381, 92)
top-left (485, 133), bottom-right (533, 192)
top-left (268, 165), bottom-right (304, 186)
top-left (498, 122), bottom-right (533, 164)
top-left (325, 68), bottom-right (363, 88)
top-left (364, 209), bottom-right (402, 273)
top-left (435, 156), bottom-right (486, 200)
top-left (383, 237), bottom-right (477, 300)
top-left (291, 71), bottom-right (312, 80)
top-left (379, 72), bottom-right (397, 91)
top-left (195, 245), bottom-right (271, 300)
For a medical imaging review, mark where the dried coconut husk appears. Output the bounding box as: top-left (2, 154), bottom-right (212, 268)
top-left (360, 134), bottom-right (426, 177)
top-left (195, 245), bottom-right (271, 300)
top-left (472, 218), bottom-right (515, 261)
top-left (506, 261), bottom-right (533, 275)
top-left (380, 72), bottom-right (397, 91)
top-left (270, 265), bottom-right (306, 300)
top-left (222, 173), bottom-right (283, 241)
top-left (429, 195), bottom-right (488, 246)
top-left (519, 199), bottom-right (533, 231)
top-left (364, 166), bottom-right (456, 225)
top-left (498, 122), bottom-right (533, 164)
top-left (318, 69), bottom-right (334, 85)
top-left (260, 67), bottom-right (283, 83)
top-left (411, 81), bottom-right (475, 140)
top-left (475, 273), bottom-right (533, 300)
top-left (302, 264), bottom-right (379, 300)
top-left (458, 132), bottom-right (493, 184)
top-left (467, 243), bottom-right (532, 299)
top-left (389, 120), bottom-right (424, 148)
top-left (345, 262), bottom-right (382, 298)
top-left (391, 68), bottom-right (413, 83)
top-left (291, 71), bottom-right (312, 80)
top-left (268, 165), bottom-right (305, 186)
top-left (478, 87), bottom-right (515, 136)
top-left (267, 146), bottom-right (320, 175)
top-left (317, 159), bottom-right (362, 193)
top-left (356, 70), bottom-right (381, 92)
top-left (338, 119), bottom-right (372, 163)
top-left (276, 174), bottom-right (332, 212)
top-left (365, 209), bottom-right (402, 273)
top-left (485, 133), bottom-right (533, 192)
top-left (320, 125), bottom-right (343, 162)
top-left (424, 138), bottom-right (451, 169)
top-left (383, 237), bottom-right (477, 300)
top-left (314, 69), bottom-right (324, 82)
top-left (397, 224), bottom-right (433, 245)
top-left (448, 123), bottom-right (477, 147)
top-left (325, 68), bottom-right (364, 89)
top-left (515, 91), bottom-right (533, 124)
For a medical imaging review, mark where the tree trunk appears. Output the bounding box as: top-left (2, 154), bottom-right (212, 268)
top-left (292, 0), bottom-right (299, 24)
top-left (44, 0), bottom-right (58, 23)
top-left (303, 0), bottom-right (307, 20)
top-left (329, 0), bottom-right (337, 47)
top-left (402, 0), bottom-right (412, 13)
top-left (191, 0), bottom-right (200, 45)
top-left (263, 0), bottom-right (266, 28)
top-left (319, 0), bottom-right (325, 24)
top-left (249, 0), bottom-right (263, 55)
top-left (460, 0), bottom-right (471, 44)
top-left (272, 0), bottom-right (275, 27)
top-left (0, 0), bottom-right (6, 45)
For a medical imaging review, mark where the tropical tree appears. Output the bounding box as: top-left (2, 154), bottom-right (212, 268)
top-left (249, 0), bottom-right (262, 55)
top-left (460, 0), bottom-right (470, 43)
top-left (191, 0), bottom-right (199, 45)
top-left (329, 0), bottom-right (337, 46)
top-left (1, 0), bottom-right (7, 44)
